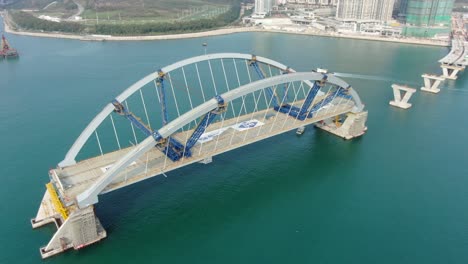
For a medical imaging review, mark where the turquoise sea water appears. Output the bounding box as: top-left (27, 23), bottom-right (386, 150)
top-left (1, 18), bottom-right (468, 264)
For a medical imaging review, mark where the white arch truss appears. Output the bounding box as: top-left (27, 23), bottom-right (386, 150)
top-left (76, 71), bottom-right (363, 208)
top-left (58, 53), bottom-right (364, 168)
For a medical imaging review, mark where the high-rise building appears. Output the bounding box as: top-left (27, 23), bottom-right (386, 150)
top-left (255, 0), bottom-right (274, 14)
top-left (283, 0), bottom-right (337, 5)
top-left (400, 0), bottom-right (454, 37)
top-left (375, 0), bottom-right (395, 22)
top-left (397, 0), bottom-right (409, 16)
top-left (405, 0), bottom-right (453, 27)
top-left (336, 0), bottom-right (395, 22)
top-left (321, 0), bottom-right (339, 5)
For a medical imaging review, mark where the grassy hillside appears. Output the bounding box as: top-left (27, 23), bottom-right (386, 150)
top-left (80, 0), bottom-right (233, 23)
top-left (8, 0), bottom-right (240, 22)
top-left (7, 0), bottom-right (243, 35)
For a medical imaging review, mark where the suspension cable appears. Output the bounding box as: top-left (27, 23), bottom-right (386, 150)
top-left (110, 114), bottom-right (121, 150)
top-left (95, 130), bottom-right (103, 156)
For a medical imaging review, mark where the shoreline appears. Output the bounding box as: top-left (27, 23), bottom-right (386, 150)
top-left (2, 14), bottom-right (450, 47)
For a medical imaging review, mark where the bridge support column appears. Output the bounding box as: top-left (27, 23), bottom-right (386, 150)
top-left (36, 206), bottom-right (106, 259)
top-left (441, 64), bottom-right (464, 80)
top-left (315, 111), bottom-right (368, 140)
top-left (421, 74), bottom-right (445, 94)
top-left (389, 84), bottom-right (416, 109)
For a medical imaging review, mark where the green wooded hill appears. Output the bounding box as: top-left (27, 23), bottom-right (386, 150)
top-left (7, 0), bottom-right (244, 35)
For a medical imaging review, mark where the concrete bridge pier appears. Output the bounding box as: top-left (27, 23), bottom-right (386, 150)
top-left (315, 111), bottom-right (368, 140)
top-left (389, 84), bottom-right (416, 109)
top-left (38, 206), bottom-right (106, 259)
top-left (31, 183), bottom-right (106, 259)
top-left (421, 74), bottom-right (445, 94)
top-left (441, 64), bottom-right (464, 80)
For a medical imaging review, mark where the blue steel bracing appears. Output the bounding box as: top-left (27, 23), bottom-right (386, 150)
top-left (162, 137), bottom-right (192, 161)
top-left (184, 113), bottom-right (216, 149)
top-left (185, 112), bottom-right (217, 150)
top-left (299, 76), bottom-right (326, 116)
top-left (154, 136), bottom-right (192, 162)
top-left (156, 70), bottom-right (169, 126)
top-left (338, 86), bottom-right (353, 100)
top-left (156, 95), bottom-right (226, 161)
top-left (161, 146), bottom-right (179, 161)
top-left (281, 67), bottom-right (291, 103)
top-left (156, 70), bottom-right (190, 161)
top-left (274, 104), bottom-right (301, 118)
top-left (111, 99), bottom-right (190, 162)
top-left (152, 131), bottom-right (163, 142)
top-left (338, 93), bottom-right (353, 100)
top-left (125, 114), bottom-right (152, 136)
top-left (250, 61), bottom-right (279, 107)
top-left (155, 137), bottom-right (192, 162)
top-left (272, 75), bottom-right (326, 120)
top-left (214, 95), bottom-right (225, 107)
top-left (183, 95), bottom-right (225, 152)
top-left (307, 87), bottom-right (345, 118)
top-left (162, 146), bottom-right (182, 161)
top-left (112, 99), bottom-right (152, 136)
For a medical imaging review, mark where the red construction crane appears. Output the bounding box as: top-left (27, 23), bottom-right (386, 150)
top-left (1, 34), bottom-right (19, 59)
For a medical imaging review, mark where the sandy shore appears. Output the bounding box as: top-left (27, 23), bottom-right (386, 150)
top-left (2, 13), bottom-right (449, 47)
top-left (3, 20), bottom-right (262, 41)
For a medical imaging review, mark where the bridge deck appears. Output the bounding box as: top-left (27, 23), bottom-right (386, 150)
top-left (52, 97), bottom-right (355, 206)
top-left (439, 38), bottom-right (468, 66)
top-left (439, 14), bottom-right (468, 67)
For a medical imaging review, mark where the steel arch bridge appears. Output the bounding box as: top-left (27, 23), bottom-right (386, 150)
top-left (31, 53), bottom-right (368, 259)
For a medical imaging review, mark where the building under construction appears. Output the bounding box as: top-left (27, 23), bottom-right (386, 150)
top-left (401, 0), bottom-right (455, 37)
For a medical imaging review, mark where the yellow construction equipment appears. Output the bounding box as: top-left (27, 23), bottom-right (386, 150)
top-left (335, 115), bottom-right (342, 127)
top-left (46, 183), bottom-right (68, 220)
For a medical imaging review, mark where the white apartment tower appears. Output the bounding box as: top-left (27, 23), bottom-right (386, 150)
top-left (255, 0), bottom-right (274, 14)
top-left (319, 0), bottom-right (338, 5)
top-left (283, 0), bottom-right (337, 5)
top-left (374, 0), bottom-right (394, 22)
top-left (336, 0), bottom-right (395, 22)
